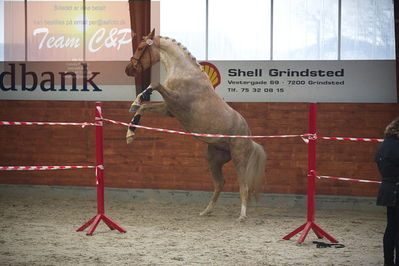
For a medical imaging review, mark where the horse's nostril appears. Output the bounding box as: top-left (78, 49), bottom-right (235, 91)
top-left (125, 67), bottom-right (133, 76)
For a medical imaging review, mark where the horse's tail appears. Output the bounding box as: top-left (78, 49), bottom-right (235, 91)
top-left (246, 141), bottom-right (266, 200)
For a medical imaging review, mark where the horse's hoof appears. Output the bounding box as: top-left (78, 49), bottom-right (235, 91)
top-left (126, 130), bottom-right (136, 144)
top-left (199, 210), bottom-right (211, 216)
top-left (126, 136), bottom-right (135, 144)
top-left (129, 104), bottom-right (140, 112)
top-left (237, 215), bottom-right (247, 223)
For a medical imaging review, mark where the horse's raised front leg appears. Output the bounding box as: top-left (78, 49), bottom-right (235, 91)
top-left (127, 82), bottom-right (178, 143)
top-left (200, 145), bottom-right (231, 216)
top-left (129, 81), bottom-right (177, 113)
top-left (129, 86), bottom-right (154, 112)
top-left (126, 102), bottom-right (172, 144)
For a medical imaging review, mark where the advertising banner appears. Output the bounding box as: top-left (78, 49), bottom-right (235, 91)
top-left (0, 1), bottom-right (396, 103)
top-left (4, 0), bottom-right (133, 62)
top-left (1, 0), bottom-right (136, 101)
top-left (1, 59), bottom-right (396, 102)
top-left (198, 60), bottom-right (397, 103)
top-left (0, 61), bottom-right (135, 101)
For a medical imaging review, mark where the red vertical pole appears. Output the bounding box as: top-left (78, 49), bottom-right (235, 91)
top-left (307, 103), bottom-right (317, 223)
top-left (77, 102), bottom-right (126, 235)
top-left (295, 103), bottom-right (317, 243)
top-left (95, 102), bottom-right (105, 215)
top-left (283, 103), bottom-right (337, 244)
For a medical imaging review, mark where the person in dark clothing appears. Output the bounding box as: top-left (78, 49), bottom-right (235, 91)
top-left (375, 117), bottom-right (399, 266)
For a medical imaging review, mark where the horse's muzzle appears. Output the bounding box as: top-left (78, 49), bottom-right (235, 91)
top-left (125, 62), bottom-right (138, 77)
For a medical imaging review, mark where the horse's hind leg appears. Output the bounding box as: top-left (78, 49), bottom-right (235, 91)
top-left (200, 145), bottom-right (231, 216)
top-left (238, 183), bottom-right (249, 222)
top-left (230, 139), bottom-right (253, 222)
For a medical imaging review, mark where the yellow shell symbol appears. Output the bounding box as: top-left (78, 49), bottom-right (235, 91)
top-left (199, 62), bottom-right (221, 88)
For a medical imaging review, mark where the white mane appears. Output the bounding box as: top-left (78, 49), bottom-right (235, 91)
top-left (159, 36), bottom-right (204, 72)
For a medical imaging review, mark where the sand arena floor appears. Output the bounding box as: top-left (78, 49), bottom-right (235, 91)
top-left (0, 195), bottom-right (385, 266)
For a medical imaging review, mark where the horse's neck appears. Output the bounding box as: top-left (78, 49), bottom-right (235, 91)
top-left (159, 39), bottom-right (200, 78)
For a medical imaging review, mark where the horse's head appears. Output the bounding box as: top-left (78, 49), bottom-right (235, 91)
top-left (125, 29), bottom-right (160, 77)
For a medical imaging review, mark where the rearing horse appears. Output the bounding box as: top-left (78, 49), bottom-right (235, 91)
top-left (125, 30), bottom-right (266, 221)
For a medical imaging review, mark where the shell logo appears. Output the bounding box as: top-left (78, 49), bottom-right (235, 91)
top-left (199, 62), bottom-right (221, 89)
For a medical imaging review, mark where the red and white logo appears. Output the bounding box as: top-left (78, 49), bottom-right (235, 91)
top-left (199, 62), bottom-right (221, 89)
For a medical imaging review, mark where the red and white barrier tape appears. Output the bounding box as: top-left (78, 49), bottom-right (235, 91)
top-left (104, 118), bottom-right (384, 143)
top-left (0, 117), bottom-right (385, 185)
top-left (317, 175), bottom-right (381, 184)
top-left (317, 136), bottom-right (383, 143)
top-left (0, 121), bottom-right (95, 127)
top-left (103, 118), bottom-right (308, 139)
top-left (0, 166), bottom-right (96, 171)
top-left (95, 165), bottom-right (104, 185)
top-left (0, 119), bottom-right (384, 143)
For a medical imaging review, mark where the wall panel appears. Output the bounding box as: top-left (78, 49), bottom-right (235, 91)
top-left (0, 101), bottom-right (397, 198)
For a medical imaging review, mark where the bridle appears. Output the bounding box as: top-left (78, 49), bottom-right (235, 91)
top-left (130, 38), bottom-right (154, 72)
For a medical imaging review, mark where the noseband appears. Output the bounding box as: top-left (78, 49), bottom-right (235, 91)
top-left (130, 39), bottom-right (153, 71)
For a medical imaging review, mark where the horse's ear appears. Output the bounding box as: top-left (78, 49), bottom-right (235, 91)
top-left (148, 29), bottom-right (155, 39)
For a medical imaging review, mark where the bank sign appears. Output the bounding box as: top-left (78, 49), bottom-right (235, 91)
top-left (0, 61), bottom-right (135, 101)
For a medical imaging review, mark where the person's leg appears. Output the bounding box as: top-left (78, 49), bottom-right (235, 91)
top-left (384, 206), bottom-right (395, 265)
top-left (394, 204), bottom-right (399, 265)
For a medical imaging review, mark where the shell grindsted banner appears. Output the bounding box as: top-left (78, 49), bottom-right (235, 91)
top-left (152, 60), bottom-right (396, 103)
top-left (196, 60), bottom-right (397, 103)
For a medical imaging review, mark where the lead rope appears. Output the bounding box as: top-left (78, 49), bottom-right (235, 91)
top-left (313, 241), bottom-right (345, 248)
